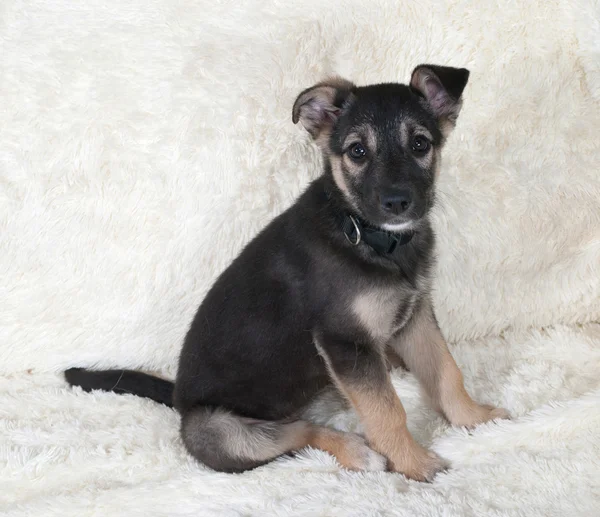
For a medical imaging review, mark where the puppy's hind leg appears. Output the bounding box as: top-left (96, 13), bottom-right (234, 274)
top-left (181, 406), bottom-right (386, 473)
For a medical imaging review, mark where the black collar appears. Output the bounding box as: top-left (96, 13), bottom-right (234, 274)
top-left (322, 187), bottom-right (414, 255)
top-left (342, 214), bottom-right (414, 255)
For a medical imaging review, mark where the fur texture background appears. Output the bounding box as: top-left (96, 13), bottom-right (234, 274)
top-left (1, 0), bottom-right (599, 514)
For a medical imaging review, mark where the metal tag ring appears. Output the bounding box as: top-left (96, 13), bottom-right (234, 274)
top-left (344, 215), bottom-right (361, 246)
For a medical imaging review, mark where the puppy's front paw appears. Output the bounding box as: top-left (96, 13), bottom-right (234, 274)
top-left (389, 445), bottom-right (449, 482)
top-left (456, 404), bottom-right (511, 429)
top-left (414, 450), bottom-right (449, 482)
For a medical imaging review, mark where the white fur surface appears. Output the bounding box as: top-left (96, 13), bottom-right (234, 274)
top-left (1, 0), bottom-right (599, 514)
top-left (2, 324), bottom-right (600, 515)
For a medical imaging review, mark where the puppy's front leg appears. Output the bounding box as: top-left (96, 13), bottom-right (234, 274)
top-left (390, 299), bottom-right (510, 428)
top-left (315, 334), bottom-right (447, 481)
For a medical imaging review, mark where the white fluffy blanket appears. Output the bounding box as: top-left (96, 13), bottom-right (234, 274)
top-left (1, 0), bottom-right (599, 515)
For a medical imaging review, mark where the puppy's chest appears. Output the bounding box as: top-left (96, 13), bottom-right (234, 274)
top-left (351, 286), bottom-right (418, 344)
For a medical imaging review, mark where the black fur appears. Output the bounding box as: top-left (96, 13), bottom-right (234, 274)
top-left (65, 367), bottom-right (174, 407)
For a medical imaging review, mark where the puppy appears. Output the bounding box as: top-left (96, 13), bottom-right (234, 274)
top-left (66, 64), bottom-right (509, 481)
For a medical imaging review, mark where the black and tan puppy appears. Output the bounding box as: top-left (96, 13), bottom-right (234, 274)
top-left (66, 64), bottom-right (509, 481)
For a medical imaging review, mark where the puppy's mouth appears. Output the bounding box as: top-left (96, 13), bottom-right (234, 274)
top-left (357, 209), bottom-right (422, 233)
top-left (379, 218), bottom-right (419, 233)
top-left (375, 206), bottom-right (426, 232)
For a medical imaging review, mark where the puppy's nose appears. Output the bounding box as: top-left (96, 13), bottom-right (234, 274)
top-left (380, 190), bottom-right (412, 215)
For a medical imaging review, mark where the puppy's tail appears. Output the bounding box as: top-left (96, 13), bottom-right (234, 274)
top-left (64, 367), bottom-right (174, 407)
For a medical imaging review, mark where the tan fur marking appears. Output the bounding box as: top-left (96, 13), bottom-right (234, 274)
top-left (420, 150), bottom-right (433, 170)
top-left (433, 148), bottom-right (442, 178)
top-left (389, 300), bottom-right (510, 428)
top-left (315, 126), bottom-right (332, 150)
top-left (413, 125), bottom-right (433, 142)
top-left (330, 155), bottom-right (357, 209)
top-left (352, 288), bottom-right (400, 343)
top-left (341, 153), bottom-right (363, 177)
top-left (340, 125), bottom-right (375, 179)
top-left (342, 125), bottom-right (377, 154)
top-left (401, 121), bottom-right (434, 168)
top-left (438, 118), bottom-right (456, 139)
top-left (414, 125), bottom-right (434, 169)
top-left (364, 125), bottom-right (377, 152)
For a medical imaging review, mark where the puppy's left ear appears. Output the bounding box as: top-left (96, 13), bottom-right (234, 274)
top-left (410, 65), bottom-right (470, 130)
top-left (292, 77), bottom-right (355, 141)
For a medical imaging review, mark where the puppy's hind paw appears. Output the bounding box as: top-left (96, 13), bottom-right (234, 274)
top-left (342, 434), bottom-right (387, 472)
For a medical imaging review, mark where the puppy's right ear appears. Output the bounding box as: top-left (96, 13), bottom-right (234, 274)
top-left (292, 77), bottom-right (355, 140)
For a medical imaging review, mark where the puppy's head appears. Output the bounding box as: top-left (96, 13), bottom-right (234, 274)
top-left (293, 65), bottom-right (469, 230)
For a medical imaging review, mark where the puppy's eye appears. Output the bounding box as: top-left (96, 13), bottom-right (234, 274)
top-left (348, 143), bottom-right (367, 161)
top-left (411, 135), bottom-right (430, 154)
